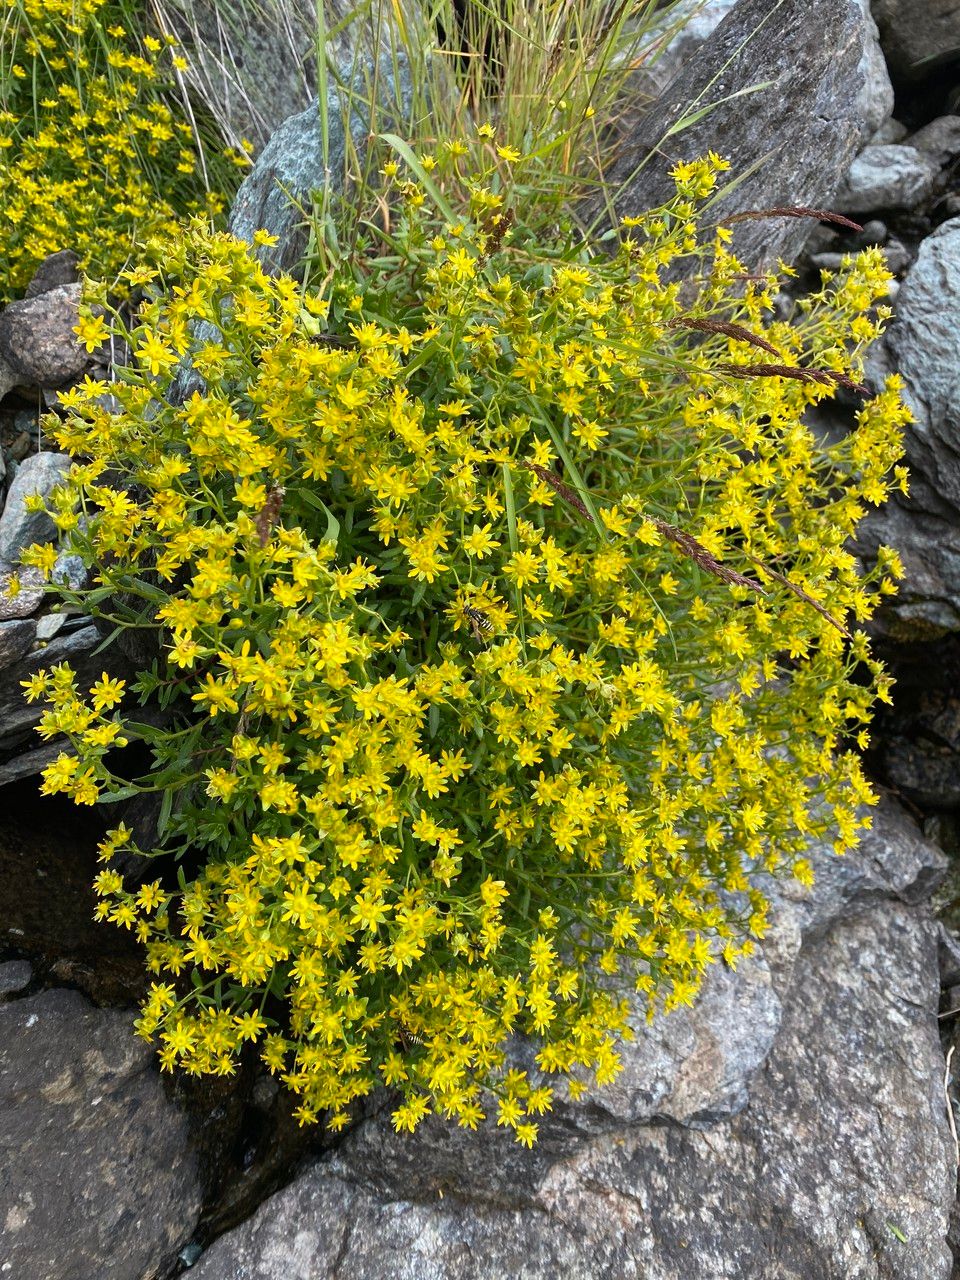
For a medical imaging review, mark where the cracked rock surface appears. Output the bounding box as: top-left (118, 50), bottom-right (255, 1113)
top-left (586, 0), bottom-right (868, 270)
top-left (856, 217), bottom-right (960, 641)
top-left (0, 988), bottom-right (202, 1280)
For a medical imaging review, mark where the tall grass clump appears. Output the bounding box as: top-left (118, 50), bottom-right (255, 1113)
top-left (145, 0), bottom-right (696, 249)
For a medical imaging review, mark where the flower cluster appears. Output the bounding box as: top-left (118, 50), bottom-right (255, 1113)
top-left (23, 147), bottom-right (907, 1142)
top-left (0, 0), bottom-right (243, 300)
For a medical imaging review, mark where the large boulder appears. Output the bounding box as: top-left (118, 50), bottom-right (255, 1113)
top-left (644, 0), bottom-right (892, 142)
top-left (228, 52), bottom-right (416, 277)
top-left (193, 800), bottom-right (954, 1279)
top-left (587, 0), bottom-right (871, 271)
top-left (835, 142), bottom-right (940, 214)
top-left (872, 0), bottom-right (960, 80)
top-left (0, 988), bottom-right (202, 1280)
top-left (856, 217), bottom-right (960, 641)
top-left (0, 284), bottom-right (87, 389)
top-left (151, 0), bottom-right (424, 154)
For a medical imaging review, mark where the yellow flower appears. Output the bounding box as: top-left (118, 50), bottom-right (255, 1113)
top-left (75, 311), bottom-right (109, 352)
top-left (89, 672), bottom-right (125, 711)
top-left (462, 523), bottom-right (500, 559)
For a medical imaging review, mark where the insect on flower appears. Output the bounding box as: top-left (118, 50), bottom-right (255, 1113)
top-left (397, 1025), bottom-right (426, 1052)
top-left (464, 605), bottom-right (493, 643)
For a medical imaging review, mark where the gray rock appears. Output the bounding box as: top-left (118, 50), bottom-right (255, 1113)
top-left (859, 498), bottom-right (960, 640)
top-left (578, 945), bottom-right (781, 1131)
top-left (880, 738), bottom-right (960, 808)
top-left (0, 958), bottom-right (32, 996)
top-left (871, 116), bottom-right (909, 144)
top-left (0, 352), bottom-right (18, 401)
top-left (34, 611), bottom-right (66, 642)
top-left (858, 217), bottom-right (889, 244)
top-left (586, 0), bottom-right (869, 272)
top-left (809, 251), bottom-right (857, 272)
top-left (855, 0), bottom-right (896, 137)
top-left (229, 53), bottom-right (416, 277)
top-left (644, 0), bottom-right (891, 141)
top-left (835, 143), bottom-right (940, 213)
top-left (882, 235), bottom-right (913, 273)
top-left (193, 803), bottom-right (952, 1280)
top-left (0, 741), bottom-right (67, 789)
top-left (0, 283), bottom-right (87, 388)
top-left (872, 0), bottom-right (960, 79)
top-left (51, 548), bottom-right (86, 593)
top-left (0, 617), bottom-right (36, 670)
top-left (908, 114), bottom-right (960, 167)
top-left (0, 988), bottom-right (202, 1280)
top-left (0, 566), bottom-right (45, 622)
top-left (0, 451), bottom-right (71, 570)
top-left (856, 217), bottom-right (960, 640)
top-left (802, 215), bottom-right (889, 266)
top-left (155, 0), bottom-right (422, 154)
top-left (23, 250), bottom-right (80, 300)
top-left (0, 625), bottom-right (120, 755)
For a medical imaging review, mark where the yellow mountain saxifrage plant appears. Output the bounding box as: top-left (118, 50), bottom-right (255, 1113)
top-left (23, 148), bottom-right (908, 1144)
top-left (0, 0), bottom-right (244, 301)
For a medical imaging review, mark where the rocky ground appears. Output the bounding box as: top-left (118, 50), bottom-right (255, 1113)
top-left (4, 1), bottom-right (960, 1276)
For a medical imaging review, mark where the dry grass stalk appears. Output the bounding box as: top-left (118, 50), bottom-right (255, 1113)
top-left (671, 315), bottom-right (780, 357)
top-left (654, 519), bottom-right (766, 594)
top-left (720, 206), bottom-right (863, 232)
top-left (715, 362), bottom-right (871, 397)
top-left (522, 461), bottom-right (590, 516)
top-left (747, 557), bottom-right (851, 638)
top-left (256, 485), bottom-right (285, 546)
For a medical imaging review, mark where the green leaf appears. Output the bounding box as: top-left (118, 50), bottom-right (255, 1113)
top-left (378, 134), bottom-right (457, 224)
top-left (90, 625), bottom-right (127, 657)
top-left (120, 576), bottom-right (170, 603)
top-left (294, 489), bottom-right (341, 545)
top-left (157, 785), bottom-right (174, 839)
top-left (76, 585), bottom-right (115, 607)
top-left (96, 785), bottom-right (141, 804)
top-left (122, 720), bottom-right (163, 743)
top-left (502, 463), bottom-right (519, 556)
top-left (662, 82), bottom-right (774, 139)
top-left (542, 418), bottom-right (606, 537)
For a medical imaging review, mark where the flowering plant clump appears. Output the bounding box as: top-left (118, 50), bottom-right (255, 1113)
top-left (22, 145), bottom-right (907, 1144)
top-left (0, 0), bottom-right (246, 301)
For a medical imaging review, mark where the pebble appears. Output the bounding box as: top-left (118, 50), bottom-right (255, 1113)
top-left (0, 960), bottom-right (33, 997)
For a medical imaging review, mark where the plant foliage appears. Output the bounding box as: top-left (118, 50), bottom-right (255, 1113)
top-left (23, 146), bottom-right (907, 1142)
top-left (0, 0), bottom-right (244, 301)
